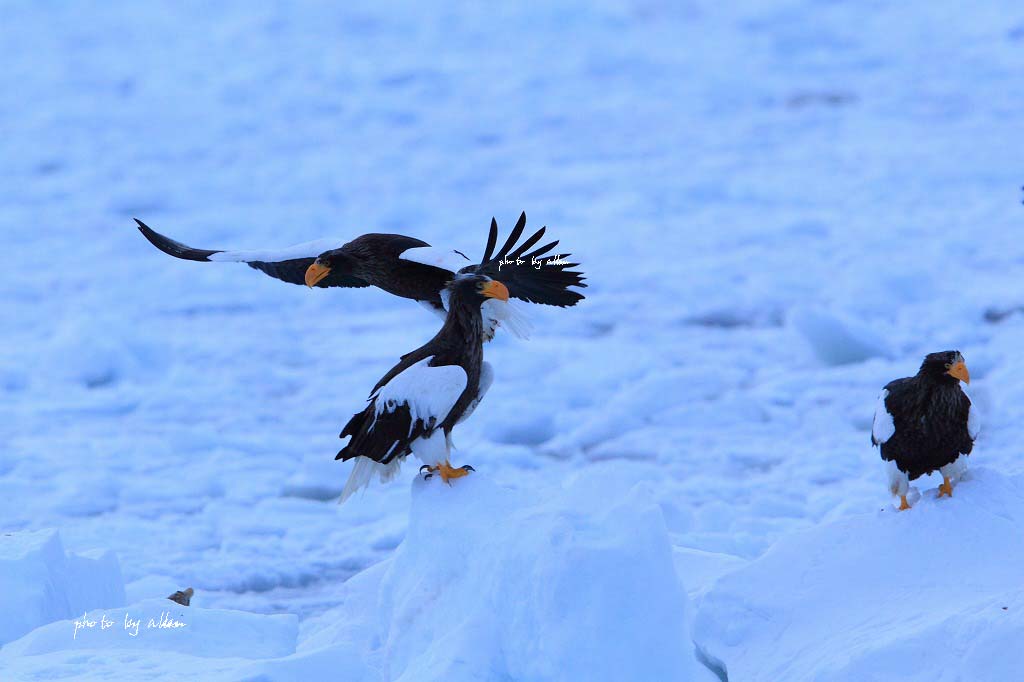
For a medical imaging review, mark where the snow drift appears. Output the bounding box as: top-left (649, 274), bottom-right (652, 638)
top-left (693, 468), bottom-right (1024, 682)
top-left (0, 529), bottom-right (125, 647)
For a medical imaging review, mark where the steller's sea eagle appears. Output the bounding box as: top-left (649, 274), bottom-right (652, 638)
top-left (135, 213), bottom-right (584, 340)
top-left (335, 273), bottom-right (507, 501)
top-left (872, 350), bottom-right (979, 510)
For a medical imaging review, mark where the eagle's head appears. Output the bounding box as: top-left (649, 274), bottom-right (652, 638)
top-left (919, 350), bottom-right (970, 384)
top-left (304, 248), bottom-right (356, 287)
top-left (448, 273), bottom-right (510, 306)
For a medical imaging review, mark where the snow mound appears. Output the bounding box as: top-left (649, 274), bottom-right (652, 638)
top-left (304, 473), bottom-right (698, 682)
top-left (790, 306), bottom-right (892, 366)
top-left (693, 468), bottom-right (1024, 682)
top-left (0, 529), bottom-right (125, 646)
top-left (672, 547), bottom-right (747, 600)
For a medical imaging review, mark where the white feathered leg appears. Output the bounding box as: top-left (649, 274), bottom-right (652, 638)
top-left (938, 455), bottom-right (967, 498)
top-left (412, 430), bottom-right (473, 484)
top-left (410, 430), bottom-right (450, 468)
top-left (953, 454), bottom-right (969, 479)
top-left (886, 460), bottom-right (912, 510)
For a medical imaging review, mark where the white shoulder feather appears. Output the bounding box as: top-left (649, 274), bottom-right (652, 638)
top-left (967, 393), bottom-right (981, 440)
top-left (872, 389), bottom-right (896, 444)
top-left (373, 359), bottom-right (468, 426)
top-left (398, 246), bottom-right (471, 273)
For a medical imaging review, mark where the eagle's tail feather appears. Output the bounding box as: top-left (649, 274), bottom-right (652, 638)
top-left (338, 457), bottom-right (402, 504)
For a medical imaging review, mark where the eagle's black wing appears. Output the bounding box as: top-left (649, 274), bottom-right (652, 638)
top-left (135, 219), bottom-right (370, 289)
top-left (461, 212), bottom-right (587, 307)
top-left (337, 356), bottom-right (468, 465)
top-left (244, 258), bottom-right (370, 289)
top-left (337, 401), bottom-right (430, 465)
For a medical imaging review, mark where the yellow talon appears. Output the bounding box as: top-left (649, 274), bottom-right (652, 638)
top-left (426, 460), bottom-right (474, 485)
top-left (938, 476), bottom-right (953, 498)
top-left (898, 495), bottom-right (911, 511)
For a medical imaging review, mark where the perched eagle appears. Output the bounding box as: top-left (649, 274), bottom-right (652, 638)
top-left (872, 351), bottom-right (979, 510)
top-left (135, 213), bottom-right (585, 339)
top-left (336, 273), bottom-right (505, 501)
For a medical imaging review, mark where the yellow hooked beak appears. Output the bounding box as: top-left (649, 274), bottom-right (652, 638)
top-left (947, 360), bottom-right (970, 384)
top-left (481, 280), bottom-right (510, 301)
top-left (305, 262), bottom-right (331, 288)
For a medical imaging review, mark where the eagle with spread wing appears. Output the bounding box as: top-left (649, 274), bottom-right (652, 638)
top-left (135, 213), bottom-right (585, 339)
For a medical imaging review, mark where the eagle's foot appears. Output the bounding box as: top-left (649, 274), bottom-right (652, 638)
top-left (898, 495), bottom-right (911, 511)
top-left (422, 461), bottom-right (473, 484)
top-left (421, 462), bottom-right (474, 483)
top-left (937, 477), bottom-right (954, 498)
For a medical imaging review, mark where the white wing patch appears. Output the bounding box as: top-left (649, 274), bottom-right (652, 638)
top-left (399, 246), bottom-right (471, 273)
top-left (207, 238), bottom-right (345, 263)
top-left (373, 359), bottom-right (468, 429)
top-left (967, 399), bottom-right (981, 440)
top-left (872, 389), bottom-right (896, 444)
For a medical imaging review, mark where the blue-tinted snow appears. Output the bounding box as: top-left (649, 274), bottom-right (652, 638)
top-left (2, 1), bottom-right (1023, 679)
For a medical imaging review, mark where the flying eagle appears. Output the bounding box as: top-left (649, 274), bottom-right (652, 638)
top-left (135, 213), bottom-right (585, 339)
top-left (336, 273), bottom-right (506, 501)
top-left (872, 351), bottom-right (979, 510)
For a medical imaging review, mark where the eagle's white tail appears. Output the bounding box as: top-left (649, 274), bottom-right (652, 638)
top-left (338, 457), bottom-right (402, 504)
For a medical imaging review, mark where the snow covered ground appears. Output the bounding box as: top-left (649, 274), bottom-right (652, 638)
top-left (3, 0), bottom-right (1024, 679)
top-left (694, 468), bottom-right (1024, 682)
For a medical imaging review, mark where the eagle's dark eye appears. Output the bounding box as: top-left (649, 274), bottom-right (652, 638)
top-left (944, 362), bottom-right (952, 369)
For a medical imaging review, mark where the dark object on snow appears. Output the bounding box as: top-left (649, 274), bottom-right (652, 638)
top-left (984, 306), bottom-right (1024, 323)
top-left (871, 351), bottom-right (979, 510)
top-left (335, 274), bottom-right (506, 502)
top-left (135, 213), bottom-right (585, 313)
top-left (167, 587), bottom-right (193, 606)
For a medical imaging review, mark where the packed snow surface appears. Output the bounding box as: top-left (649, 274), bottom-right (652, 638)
top-left (694, 468), bottom-right (1024, 682)
top-left (0, 599), bottom-right (301, 681)
top-left (2, 598), bottom-right (297, 660)
top-left (3, 0), bottom-right (1024, 679)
